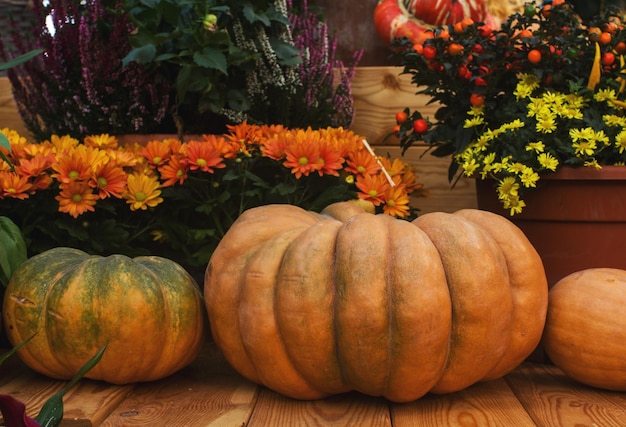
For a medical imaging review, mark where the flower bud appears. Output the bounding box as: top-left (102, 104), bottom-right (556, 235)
top-left (203, 14), bottom-right (218, 31)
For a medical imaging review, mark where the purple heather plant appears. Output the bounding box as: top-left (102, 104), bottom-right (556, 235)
top-left (228, 0), bottom-right (363, 129)
top-left (288, 0), bottom-right (363, 128)
top-left (1, 0), bottom-right (361, 139)
top-left (0, 0), bottom-right (170, 142)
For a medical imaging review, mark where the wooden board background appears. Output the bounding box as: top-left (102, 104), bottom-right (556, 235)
top-left (0, 68), bottom-right (477, 215)
top-left (0, 77), bottom-right (29, 136)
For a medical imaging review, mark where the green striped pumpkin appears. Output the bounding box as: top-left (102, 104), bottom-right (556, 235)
top-left (2, 247), bottom-right (205, 384)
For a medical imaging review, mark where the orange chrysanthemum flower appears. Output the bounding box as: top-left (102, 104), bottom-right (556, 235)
top-left (1, 128), bottom-right (29, 161)
top-left (84, 134), bottom-right (118, 149)
top-left (125, 173), bottom-right (163, 210)
top-left (16, 155), bottom-right (54, 179)
top-left (55, 181), bottom-right (99, 218)
top-left (91, 162), bottom-right (127, 198)
top-left (159, 155), bottom-right (189, 187)
top-left (31, 175), bottom-right (54, 191)
top-left (316, 138), bottom-right (345, 176)
top-left (51, 145), bottom-right (108, 184)
top-left (382, 185), bottom-right (411, 217)
top-left (51, 149), bottom-right (93, 184)
top-left (345, 149), bottom-right (381, 176)
top-left (261, 132), bottom-right (291, 161)
top-left (198, 134), bottom-right (237, 159)
top-left (140, 140), bottom-right (173, 168)
top-left (183, 140), bottom-right (226, 173)
top-left (320, 127), bottom-right (361, 158)
top-left (0, 171), bottom-right (32, 199)
top-left (356, 173), bottom-right (390, 206)
top-left (225, 120), bottom-right (267, 153)
top-left (49, 134), bottom-right (80, 152)
top-left (108, 147), bottom-right (140, 168)
top-left (283, 129), bottom-right (323, 178)
top-left (378, 157), bottom-right (406, 182)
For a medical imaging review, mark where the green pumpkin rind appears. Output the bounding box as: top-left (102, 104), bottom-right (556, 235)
top-left (2, 247), bottom-right (205, 384)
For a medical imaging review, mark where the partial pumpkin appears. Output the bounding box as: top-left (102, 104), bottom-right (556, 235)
top-left (543, 268), bottom-right (626, 391)
top-left (2, 248), bottom-right (205, 384)
top-left (204, 202), bottom-right (548, 402)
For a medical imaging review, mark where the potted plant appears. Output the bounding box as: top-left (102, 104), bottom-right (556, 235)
top-left (0, 0), bottom-right (171, 142)
top-left (1, 0), bottom-right (362, 140)
top-left (388, 1), bottom-right (626, 285)
top-left (0, 124), bottom-right (424, 281)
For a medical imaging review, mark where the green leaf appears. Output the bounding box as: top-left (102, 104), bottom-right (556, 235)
top-left (0, 334), bottom-right (36, 367)
top-left (270, 39), bottom-right (301, 66)
top-left (243, 4), bottom-right (270, 26)
top-left (0, 131), bottom-right (10, 151)
top-left (0, 216), bottom-right (28, 288)
top-left (0, 49), bottom-right (43, 71)
top-left (194, 48), bottom-right (227, 74)
top-left (122, 44), bottom-right (157, 66)
top-left (35, 344), bottom-right (107, 427)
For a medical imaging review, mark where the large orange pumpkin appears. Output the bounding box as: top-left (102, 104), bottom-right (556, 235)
top-left (204, 202), bottom-right (548, 402)
top-left (543, 268), bottom-right (626, 391)
top-left (3, 248), bottom-right (205, 384)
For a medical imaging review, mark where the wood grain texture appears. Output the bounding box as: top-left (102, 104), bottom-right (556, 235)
top-left (4, 345), bottom-right (626, 426)
top-left (391, 378), bottom-right (536, 427)
top-left (0, 77), bottom-right (30, 137)
top-left (505, 364), bottom-right (626, 427)
top-left (350, 67), bottom-right (439, 146)
top-left (248, 389), bottom-right (392, 427)
top-left (99, 343), bottom-right (259, 427)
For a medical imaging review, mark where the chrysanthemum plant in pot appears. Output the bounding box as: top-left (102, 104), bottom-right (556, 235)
top-left (392, 0), bottom-right (626, 214)
top-left (0, 124), bottom-right (424, 282)
top-left (387, 1), bottom-right (626, 287)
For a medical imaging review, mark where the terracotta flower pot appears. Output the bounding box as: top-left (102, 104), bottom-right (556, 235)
top-left (475, 166), bottom-right (626, 288)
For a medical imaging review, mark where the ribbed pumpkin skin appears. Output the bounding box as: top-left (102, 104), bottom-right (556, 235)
top-left (544, 268), bottom-right (626, 391)
top-left (204, 203), bottom-right (548, 402)
top-left (2, 248), bottom-right (205, 384)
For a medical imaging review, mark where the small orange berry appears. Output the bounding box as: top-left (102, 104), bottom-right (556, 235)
top-left (470, 93), bottom-right (485, 107)
top-left (589, 27), bottom-right (602, 42)
top-left (447, 42), bottom-right (464, 56)
top-left (599, 31), bottom-right (612, 45)
top-left (395, 111), bottom-right (408, 124)
top-left (602, 51), bottom-right (616, 65)
top-left (437, 29), bottom-right (450, 40)
top-left (461, 17), bottom-right (474, 29)
top-left (413, 119), bottom-right (428, 134)
top-left (528, 49), bottom-right (542, 64)
top-left (541, 4), bottom-right (552, 17)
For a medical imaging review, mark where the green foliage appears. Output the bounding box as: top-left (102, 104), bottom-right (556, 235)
top-left (391, 2), bottom-right (626, 213)
top-left (0, 216), bottom-right (27, 288)
top-left (0, 49), bottom-right (43, 72)
top-left (122, 0), bottom-right (300, 135)
top-left (34, 344), bottom-right (107, 427)
top-left (0, 339), bottom-right (105, 427)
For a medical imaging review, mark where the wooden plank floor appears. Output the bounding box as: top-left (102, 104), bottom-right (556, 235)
top-left (2, 342), bottom-right (626, 427)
